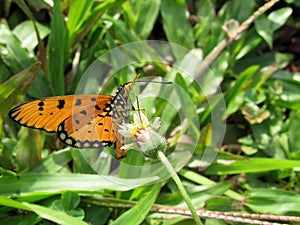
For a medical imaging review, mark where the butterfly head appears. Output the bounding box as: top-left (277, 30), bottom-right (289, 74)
top-left (124, 74), bottom-right (140, 91)
top-left (112, 74), bottom-right (140, 105)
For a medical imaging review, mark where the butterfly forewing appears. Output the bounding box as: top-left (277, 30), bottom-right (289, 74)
top-left (9, 96), bottom-right (75, 132)
top-left (9, 95), bottom-right (110, 131)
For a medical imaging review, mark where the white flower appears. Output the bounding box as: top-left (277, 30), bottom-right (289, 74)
top-left (118, 112), bottom-right (167, 158)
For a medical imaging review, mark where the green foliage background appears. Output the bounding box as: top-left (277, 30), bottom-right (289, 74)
top-left (1, 0), bottom-right (300, 224)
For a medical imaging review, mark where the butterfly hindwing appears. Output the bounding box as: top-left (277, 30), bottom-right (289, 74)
top-left (57, 95), bottom-right (116, 148)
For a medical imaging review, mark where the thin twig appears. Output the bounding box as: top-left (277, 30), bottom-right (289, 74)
top-left (84, 197), bottom-right (300, 224)
top-left (195, 0), bottom-right (281, 79)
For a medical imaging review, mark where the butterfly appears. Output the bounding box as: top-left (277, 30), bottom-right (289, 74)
top-left (9, 74), bottom-right (140, 159)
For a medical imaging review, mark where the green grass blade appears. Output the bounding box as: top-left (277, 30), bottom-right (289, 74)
top-left (160, 0), bottom-right (194, 56)
top-left (67, 0), bottom-right (93, 43)
top-left (111, 183), bottom-right (161, 225)
top-left (0, 195), bottom-right (30, 210)
top-left (0, 173), bottom-right (159, 196)
top-left (205, 158), bottom-right (300, 175)
top-left (179, 169), bottom-right (244, 201)
top-left (48, 0), bottom-right (66, 95)
top-left (23, 202), bottom-right (88, 225)
top-left (224, 65), bottom-right (259, 117)
top-left (122, 0), bottom-right (160, 38)
top-left (0, 195), bottom-right (87, 225)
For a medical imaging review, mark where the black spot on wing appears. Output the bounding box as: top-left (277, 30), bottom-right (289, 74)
top-left (80, 110), bottom-right (87, 115)
top-left (57, 99), bottom-right (66, 109)
top-left (75, 99), bottom-right (82, 106)
top-left (38, 101), bottom-right (44, 106)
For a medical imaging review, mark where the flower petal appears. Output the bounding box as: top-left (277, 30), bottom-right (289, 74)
top-left (117, 124), bottom-right (137, 137)
top-left (121, 143), bottom-right (137, 151)
top-left (152, 117), bottom-right (161, 129)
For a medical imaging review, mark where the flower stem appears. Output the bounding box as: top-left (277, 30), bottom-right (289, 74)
top-left (157, 151), bottom-right (202, 225)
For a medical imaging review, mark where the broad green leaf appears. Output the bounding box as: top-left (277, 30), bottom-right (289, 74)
top-left (255, 7), bottom-right (292, 47)
top-left (83, 205), bottom-right (111, 225)
top-left (205, 158), bottom-right (300, 175)
top-left (0, 20), bottom-right (36, 73)
top-left (13, 20), bottom-right (50, 51)
top-left (0, 62), bottom-right (40, 118)
top-left (246, 189), bottom-right (300, 214)
top-left (135, 0), bottom-right (160, 38)
top-left (268, 7), bottom-right (293, 28)
top-left (0, 173), bottom-right (159, 196)
top-left (62, 191), bottom-right (80, 211)
top-left (111, 183), bottom-right (161, 225)
top-left (160, 0), bottom-right (194, 57)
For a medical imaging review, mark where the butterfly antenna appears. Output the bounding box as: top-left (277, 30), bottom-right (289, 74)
top-left (128, 92), bottom-right (143, 122)
top-left (130, 74), bottom-right (173, 85)
top-left (135, 80), bottom-right (173, 85)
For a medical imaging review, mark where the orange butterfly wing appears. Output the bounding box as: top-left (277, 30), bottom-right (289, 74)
top-left (9, 95), bottom-right (127, 158)
top-left (9, 95), bottom-right (109, 131)
top-left (9, 75), bottom-right (140, 158)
